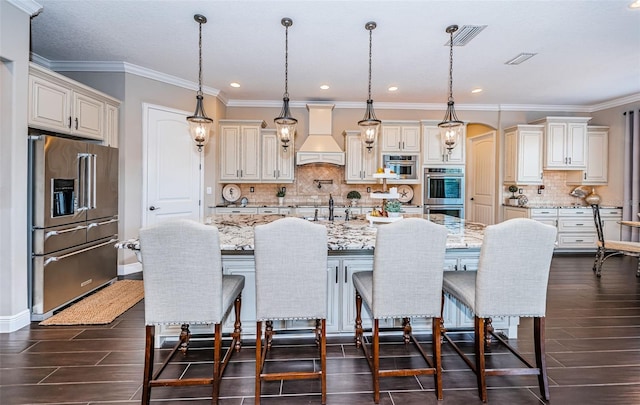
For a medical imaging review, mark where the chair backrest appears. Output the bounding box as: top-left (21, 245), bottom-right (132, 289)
top-left (139, 219), bottom-right (223, 325)
top-left (591, 204), bottom-right (605, 246)
top-left (254, 217), bottom-right (328, 321)
top-left (475, 218), bottom-right (557, 318)
top-left (372, 217), bottom-right (449, 319)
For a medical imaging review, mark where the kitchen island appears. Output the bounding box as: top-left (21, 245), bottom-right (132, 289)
top-left (128, 214), bottom-right (518, 341)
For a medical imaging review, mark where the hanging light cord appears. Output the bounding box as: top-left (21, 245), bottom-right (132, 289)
top-left (367, 27), bottom-right (373, 101)
top-left (283, 22), bottom-right (289, 98)
top-left (197, 19), bottom-right (204, 97)
top-left (447, 29), bottom-right (454, 103)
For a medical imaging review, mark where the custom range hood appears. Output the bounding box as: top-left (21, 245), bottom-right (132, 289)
top-left (296, 104), bottom-right (345, 165)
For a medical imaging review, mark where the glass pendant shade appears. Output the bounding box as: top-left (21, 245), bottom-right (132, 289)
top-left (358, 99), bottom-right (381, 152)
top-left (274, 17), bottom-right (296, 150)
top-left (187, 94), bottom-right (213, 151)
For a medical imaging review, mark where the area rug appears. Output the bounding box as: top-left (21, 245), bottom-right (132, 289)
top-left (40, 280), bottom-right (144, 326)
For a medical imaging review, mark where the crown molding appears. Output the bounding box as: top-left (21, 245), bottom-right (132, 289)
top-left (6, 0), bottom-right (42, 16)
top-left (29, 55), bottom-right (640, 113)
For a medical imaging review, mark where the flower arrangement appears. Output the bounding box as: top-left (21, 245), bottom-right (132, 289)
top-left (347, 190), bottom-right (361, 200)
top-left (276, 188), bottom-right (286, 197)
top-left (384, 200), bottom-right (402, 213)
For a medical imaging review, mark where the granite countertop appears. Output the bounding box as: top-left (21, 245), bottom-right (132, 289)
top-left (116, 214), bottom-right (485, 253)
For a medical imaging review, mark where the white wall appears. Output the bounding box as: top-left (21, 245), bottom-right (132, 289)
top-left (0, 0), bottom-right (41, 332)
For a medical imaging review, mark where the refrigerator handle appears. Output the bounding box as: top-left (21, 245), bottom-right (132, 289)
top-left (43, 239), bottom-right (118, 267)
top-left (77, 154), bottom-right (86, 210)
top-left (88, 154), bottom-right (97, 209)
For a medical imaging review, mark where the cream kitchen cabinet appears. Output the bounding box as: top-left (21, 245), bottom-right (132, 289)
top-left (422, 121), bottom-right (465, 165)
top-left (503, 125), bottom-right (544, 185)
top-left (344, 130), bottom-right (378, 183)
top-left (28, 63), bottom-right (119, 142)
top-left (566, 126), bottom-right (609, 185)
top-left (260, 129), bottom-right (294, 183)
top-left (531, 117), bottom-right (591, 170)
top-left (600, 207), bottom-right (622, 241)
top-left (219, 120), bottom-right (266, 182)
top-left (104, 103), bottom-right (119, 147)
top-left (503, 206), bottom-right (529, 221)
top-left (381, 121), bottom-right (421, 153)
top-left (215, 207), bottom-right (259, 214)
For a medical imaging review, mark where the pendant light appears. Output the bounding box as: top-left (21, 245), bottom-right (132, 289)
top-left (274, 17), bottom-right (297, 151)
top-left (438, 24), bottom-right (464, 155)
top-left (186, 14), bottom-right (213, 152)
top-left (358, 21), bottom-right (381, 153)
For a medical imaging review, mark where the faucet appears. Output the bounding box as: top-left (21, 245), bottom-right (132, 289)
top-left (328, 194), bottom-right (334, 221)
top-left (314, 208), bottom-right (318, 221)
top-left (344, 207), bottom-right (350, 222)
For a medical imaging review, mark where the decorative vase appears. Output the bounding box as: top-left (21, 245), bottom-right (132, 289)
top-left (278, 197), bottom-right (284, 206)
top-left (350, 199), bottom-right (358, 207)
top-left (388, 212), bottom-right (401, 218)
top-left (584, 188), bottom-right (601, 205)
top-left (508, 198), bottom-right (519, 206)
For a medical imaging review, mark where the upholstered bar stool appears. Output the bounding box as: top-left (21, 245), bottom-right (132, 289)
top-left (139, 219), bottom-right (244, 405)
top-left (352, 217), bottom-right (449, 403)
top-left (253, 217), bottom-right (329, 405)
top-left (442, 218), bottom-right (557, 402)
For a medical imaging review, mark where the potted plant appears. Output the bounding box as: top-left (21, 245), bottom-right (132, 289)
top-left (276, 188), bottom-right (286, 206)
top-left (384, 200), bottom-right (403, 217)
top-left (347, 190), bottom-right (361, 207)
top-left (508, 185), bottom-right (519, 206)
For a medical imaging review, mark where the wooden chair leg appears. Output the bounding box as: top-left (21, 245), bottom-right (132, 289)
top-left (142, 325), bottom-right (155, 405)
top-left (475, 317), bottom-right (488, 402)
top-left (355, 291), bottom-right (363, 348)
top-left (402, 317), bottom-right (411, 344)
top-left (179, 323), bottom-right (191, 354)
top-left (373, 319), bottom-right (380, 404)
top-left (255, 321), bottom-right (262, 405)
top-left (320, 318), bottom-right (327, 405)
top-left (432, 317), bottom-right (443, 400)
top-left (233, 294), bottom-right (242, 352)
top-left (534, 317), bottom-right (550, 401)
top-left (212, 323), bottom-right (222, 405)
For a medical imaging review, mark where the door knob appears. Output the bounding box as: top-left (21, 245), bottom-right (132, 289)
top-left (149, 206), bottom-right (160, 211)
top-left (470, 197), bottom-right (474, 201)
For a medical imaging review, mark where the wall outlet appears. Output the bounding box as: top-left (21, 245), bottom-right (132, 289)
top-left (366, 187), bottom-right (371, 193)
top-left (518, 188), bottom-right (523, 194)
top-left (250, 187), bottom-right (254, 193)
top-left (206, 186), bottom-right (212, 195)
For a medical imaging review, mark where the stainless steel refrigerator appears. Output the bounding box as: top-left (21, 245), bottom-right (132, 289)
top-left (28, 134), bottom-right (119, 320)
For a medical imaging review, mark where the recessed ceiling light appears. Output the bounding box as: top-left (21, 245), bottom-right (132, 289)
top-left (320, 84), bottom-right (330, 90)
top-left (471, 88), bottom-right (483, 93)
top-left (504, 53), bottom-right (537, 65)
top-left (630, 0), bottom-right (640, 9)
top-left (230, 82), bottom-right (240, 88)
top-left (388, 86), bottom-right (398, 92)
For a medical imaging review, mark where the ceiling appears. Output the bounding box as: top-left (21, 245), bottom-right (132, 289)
top-left (29, 0), bottom-right (640, 110)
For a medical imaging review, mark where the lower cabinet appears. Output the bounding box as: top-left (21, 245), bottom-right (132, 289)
top-left (156, 251), bottom-right (520, 343)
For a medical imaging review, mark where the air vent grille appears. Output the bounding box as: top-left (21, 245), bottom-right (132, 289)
top-left (505, 53), bottom-right (537, 65)
top-left (447, 25), bottom-right (487, 46)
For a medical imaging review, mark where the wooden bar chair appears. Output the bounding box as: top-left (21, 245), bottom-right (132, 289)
top-left (253, 217), bottom-right (328, 405)
top-left (353, 218), bottom-right (449, 403)
top-left (441, 218), bottom-right (557, 402)
top-left (139, 219), bottom-right (244, 405)
top-left (591, 204), bottom-right (640, 277)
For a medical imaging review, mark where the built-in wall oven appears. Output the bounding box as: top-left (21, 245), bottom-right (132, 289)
top-left (424, 167), bottom-right (464, 219)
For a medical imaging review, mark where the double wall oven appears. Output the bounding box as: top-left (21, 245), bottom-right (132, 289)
top-left (423, 167), bottom-right (464, 219)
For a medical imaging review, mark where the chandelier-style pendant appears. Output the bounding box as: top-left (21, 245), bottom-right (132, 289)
top-left (186, 14), bottom-right (213, 152)
top-left (274, 17), bottom-right (297, 151)
top-left (358, 22), bottom-right (381, 153)
top-left (438, 24), bottom-right (464, 155)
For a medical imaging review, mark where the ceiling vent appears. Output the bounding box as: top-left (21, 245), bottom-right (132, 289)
top-left (505, 52), bottom-right (537, 65)
top-left (446, 25), bottom-right (487, 46)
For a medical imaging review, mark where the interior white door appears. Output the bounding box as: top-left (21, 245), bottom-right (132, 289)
top-left (468, 131), bottom-right (496, 225)
top-left (143, 104), bottom-right (202, 226)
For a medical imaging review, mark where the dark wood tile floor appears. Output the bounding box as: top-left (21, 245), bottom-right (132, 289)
top-left (3, 254), bottom-right (640, 404)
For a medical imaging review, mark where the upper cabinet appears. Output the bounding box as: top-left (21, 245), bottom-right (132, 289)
top-left (531, 117), bottom-right (591, 170)
top-left (380, 121), bottom-right (421, 153)
top-left (566, 126), bottom-right (609, 185)
top-left (503, 125), bottom-right (544, 185)
top-left (219, 120), bottom-right (266, 182)
top-left (261, 129), bottom-right (294, 183)
top-left (28, 63), bottom-right (120, 142)
top-left (344, 130), bottom-right (378, 183)
top-left (422, 121), bottom-right (465, 165)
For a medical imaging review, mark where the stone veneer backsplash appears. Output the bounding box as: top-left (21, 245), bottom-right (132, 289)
top-left (503, 170), bottom-right (602, 207)
top-left (230, 164), bottom-right (412, 207)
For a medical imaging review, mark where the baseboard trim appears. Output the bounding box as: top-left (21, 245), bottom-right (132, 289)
top-left (0, 309), bottom-right (31, 333)
top-left (119, 262), bottom-right (142, 276)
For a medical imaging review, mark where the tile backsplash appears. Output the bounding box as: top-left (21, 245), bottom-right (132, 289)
top-left (504, 171), bottom-right (603, 207)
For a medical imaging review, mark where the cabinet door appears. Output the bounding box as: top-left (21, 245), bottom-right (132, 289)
top-left (423, 126), bottom-right (446, 164)
top-left (545, 122), bottom-right (567, 168)
top-left (518, 130), bottom-right (543, 184)
top-left (381, 126), bottom-right (402, 152)
top-left (361, 145), bottom-right (378, 181)
top-left (401, 126), bottom-right (421, 152)
top-left (503, 130), bottom-right (516, 183)
top-left (261, 131), bottom-right (278, 181)
top-left (28, 75), bottom-right (72, 133)
top-left (73, 91), bottom-right (104, 139)
top-left (105, 104), bottom-right (119, 147)
top-left (567, 123), bottom-right (586, 167)
top-left (345, 135), bottom-right (365, 181)
top-left (219, 126), bottom-right (241, 181)
top-left (584, 130), bottom-right (607, 183)
top-left (504, 207), bottom-right (528, 221)
top-left (277, 140), bottom-right (294, 181)
top-left (602, 218), bottom-right (621, 241)
top-left (239, 126), bottom-right (261, 181)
